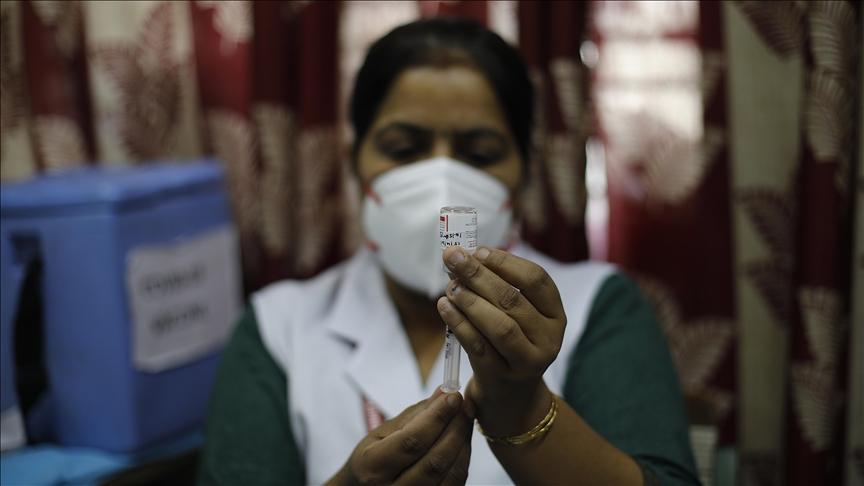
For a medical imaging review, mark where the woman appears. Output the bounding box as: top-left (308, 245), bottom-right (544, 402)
top-left (199, 18), bottom-right (698, 486)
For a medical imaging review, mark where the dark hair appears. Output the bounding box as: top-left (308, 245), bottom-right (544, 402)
top-left (349, 17), bottom-right (534, 164)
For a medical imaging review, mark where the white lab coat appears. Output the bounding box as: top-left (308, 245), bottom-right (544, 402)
top-left (253, 244), bottom-right (614, 485)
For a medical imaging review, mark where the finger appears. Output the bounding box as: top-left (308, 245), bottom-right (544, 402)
top-left (445, 280), bottom-right (545, 371)
top-left (375, 389), bottom-right (442, 437)
top-left (437, 297), bottom-right (506, 373)
top-left (439, 442), bottom-right (472, 486)
top-left (474, 247), bottom-right (564, 319)
top-left (364, 392), bottom-right (462, 475)
top-left (462, 381), bottom-right (479, 419)
top-left (395, 409), bottom-right (473, 486)
top-left (442, 247), bottom-right (539, 326)
top-left (463, 379), bottom-right (480, 411)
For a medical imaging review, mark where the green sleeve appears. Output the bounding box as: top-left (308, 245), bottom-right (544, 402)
top-left (198, 307), bottom-right (306, 486)
top-left (562, 273), bottom-right (700, 486)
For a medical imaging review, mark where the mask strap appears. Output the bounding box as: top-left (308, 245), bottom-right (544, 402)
top-left (363, 186), bottom-right (382, 251)
top-left (500, 219), bottom-right (520, 252)
top-left (365, 240), bottom-right (380, 252)
top-left (363, 185), bottom-right (382, 204)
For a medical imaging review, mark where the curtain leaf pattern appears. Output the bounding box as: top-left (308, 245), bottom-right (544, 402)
top-left (597, 1), bottom-right (738, 444)
top-left (736, 1), bottom-right (859, 484)
top-left (637, 275), bottom-right (735, 422)
top-left (1, 1), bottom-right (37, 181)
top-left (518, 1), bottom-right (590, 261)
top-left (90, 3), bottom-right (185, 160)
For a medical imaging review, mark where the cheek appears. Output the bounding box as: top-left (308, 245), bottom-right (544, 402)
top-left (487, 157), bottom-right (523, 194)
top-left (356, 142), bottom-right (392, 187)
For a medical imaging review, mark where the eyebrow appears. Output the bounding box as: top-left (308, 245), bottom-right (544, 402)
top-left (374, 122), bottom-right (508, 141)
top-left (452, 128), bottom-right (509, 143)
top-left (373, 122), bottom-right (433, 140)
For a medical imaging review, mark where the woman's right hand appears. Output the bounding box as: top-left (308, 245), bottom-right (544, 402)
top-left (328, 389), bottom-right (474, 486)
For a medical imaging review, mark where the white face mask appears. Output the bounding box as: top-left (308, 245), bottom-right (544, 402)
top-left (362, 157), bottom-right (514, 298)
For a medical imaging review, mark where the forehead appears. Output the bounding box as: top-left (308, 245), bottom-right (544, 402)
top-left (372, 65), bottom-right (510, 133)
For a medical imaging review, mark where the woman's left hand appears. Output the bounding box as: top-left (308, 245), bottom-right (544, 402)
top-left (437, 246), bottom-right (565, 437)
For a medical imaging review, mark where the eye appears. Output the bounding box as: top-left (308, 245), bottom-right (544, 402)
top-left (463, 150), bottom-right (503, 167)
top-left (373, 125), bottom-right (432, 163)
top-left (383, 142), bottom-right (425, 162)
top-left (454, 130), bottom-right (509, 167)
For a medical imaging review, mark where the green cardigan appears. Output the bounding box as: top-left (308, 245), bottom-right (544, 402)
top-left (198, 274), bottom-right (699, 485)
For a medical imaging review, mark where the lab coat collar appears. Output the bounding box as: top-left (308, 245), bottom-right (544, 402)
top-left (325, 248), bottom-right (431, 419)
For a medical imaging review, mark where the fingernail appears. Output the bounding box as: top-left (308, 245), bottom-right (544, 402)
top-left (447, 248), bottom-right (466, 267)
top-left (448, 280), bottom-right (461, 295)
top-left (437, 297), bottom-right (451, 313)
top-left (475, 247), bottom-right (490, 261)
top-left (446, 393), bottom-right (460, 408)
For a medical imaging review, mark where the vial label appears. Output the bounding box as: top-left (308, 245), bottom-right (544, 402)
top-left (440, 206), bottom-right (478, 253)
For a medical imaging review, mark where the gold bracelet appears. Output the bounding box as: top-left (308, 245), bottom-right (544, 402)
top-left (478, 396), bottom-right (558, 446)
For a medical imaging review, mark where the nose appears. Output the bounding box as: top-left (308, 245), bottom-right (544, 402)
top-left (431, 134), bottom-right (454, 159)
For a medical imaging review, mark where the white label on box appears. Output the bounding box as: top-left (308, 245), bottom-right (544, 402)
top-left (126, 226), bottom-right (242, 373)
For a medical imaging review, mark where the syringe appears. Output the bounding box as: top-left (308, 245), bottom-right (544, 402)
top-left (442, 327), bottom-right (461, 393)
top-left (439, 206), bottom-right (477, 393)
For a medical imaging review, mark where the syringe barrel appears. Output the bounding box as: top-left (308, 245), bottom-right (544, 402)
top-left (442, 328), bottom-right (462, 393)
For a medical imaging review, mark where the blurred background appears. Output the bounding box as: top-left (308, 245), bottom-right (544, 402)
top-left (0, 1), bottom-right (861, 485)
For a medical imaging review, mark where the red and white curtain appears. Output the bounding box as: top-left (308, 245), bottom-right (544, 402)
top-left (730, 2), bottom-right (861, 485)
top-left (1, 2), bottom-right (861, 484)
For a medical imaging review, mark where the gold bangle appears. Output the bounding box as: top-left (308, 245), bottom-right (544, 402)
top-left (478, 396), bottom-right (558, 446)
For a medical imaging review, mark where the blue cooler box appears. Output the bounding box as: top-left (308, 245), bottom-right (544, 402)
top-left (0, 160), bottom-right (242, 453)
top-left (1, 233), bottom-right (27, 452)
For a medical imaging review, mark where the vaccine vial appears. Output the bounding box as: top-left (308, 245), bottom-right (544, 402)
top-left (439, 206), bottom-right (477, 253)
top-left (440, 206), bottom-right (477, 392)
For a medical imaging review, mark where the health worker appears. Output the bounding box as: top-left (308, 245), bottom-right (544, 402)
top-left (199, 17), bottom-right (699, 486)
